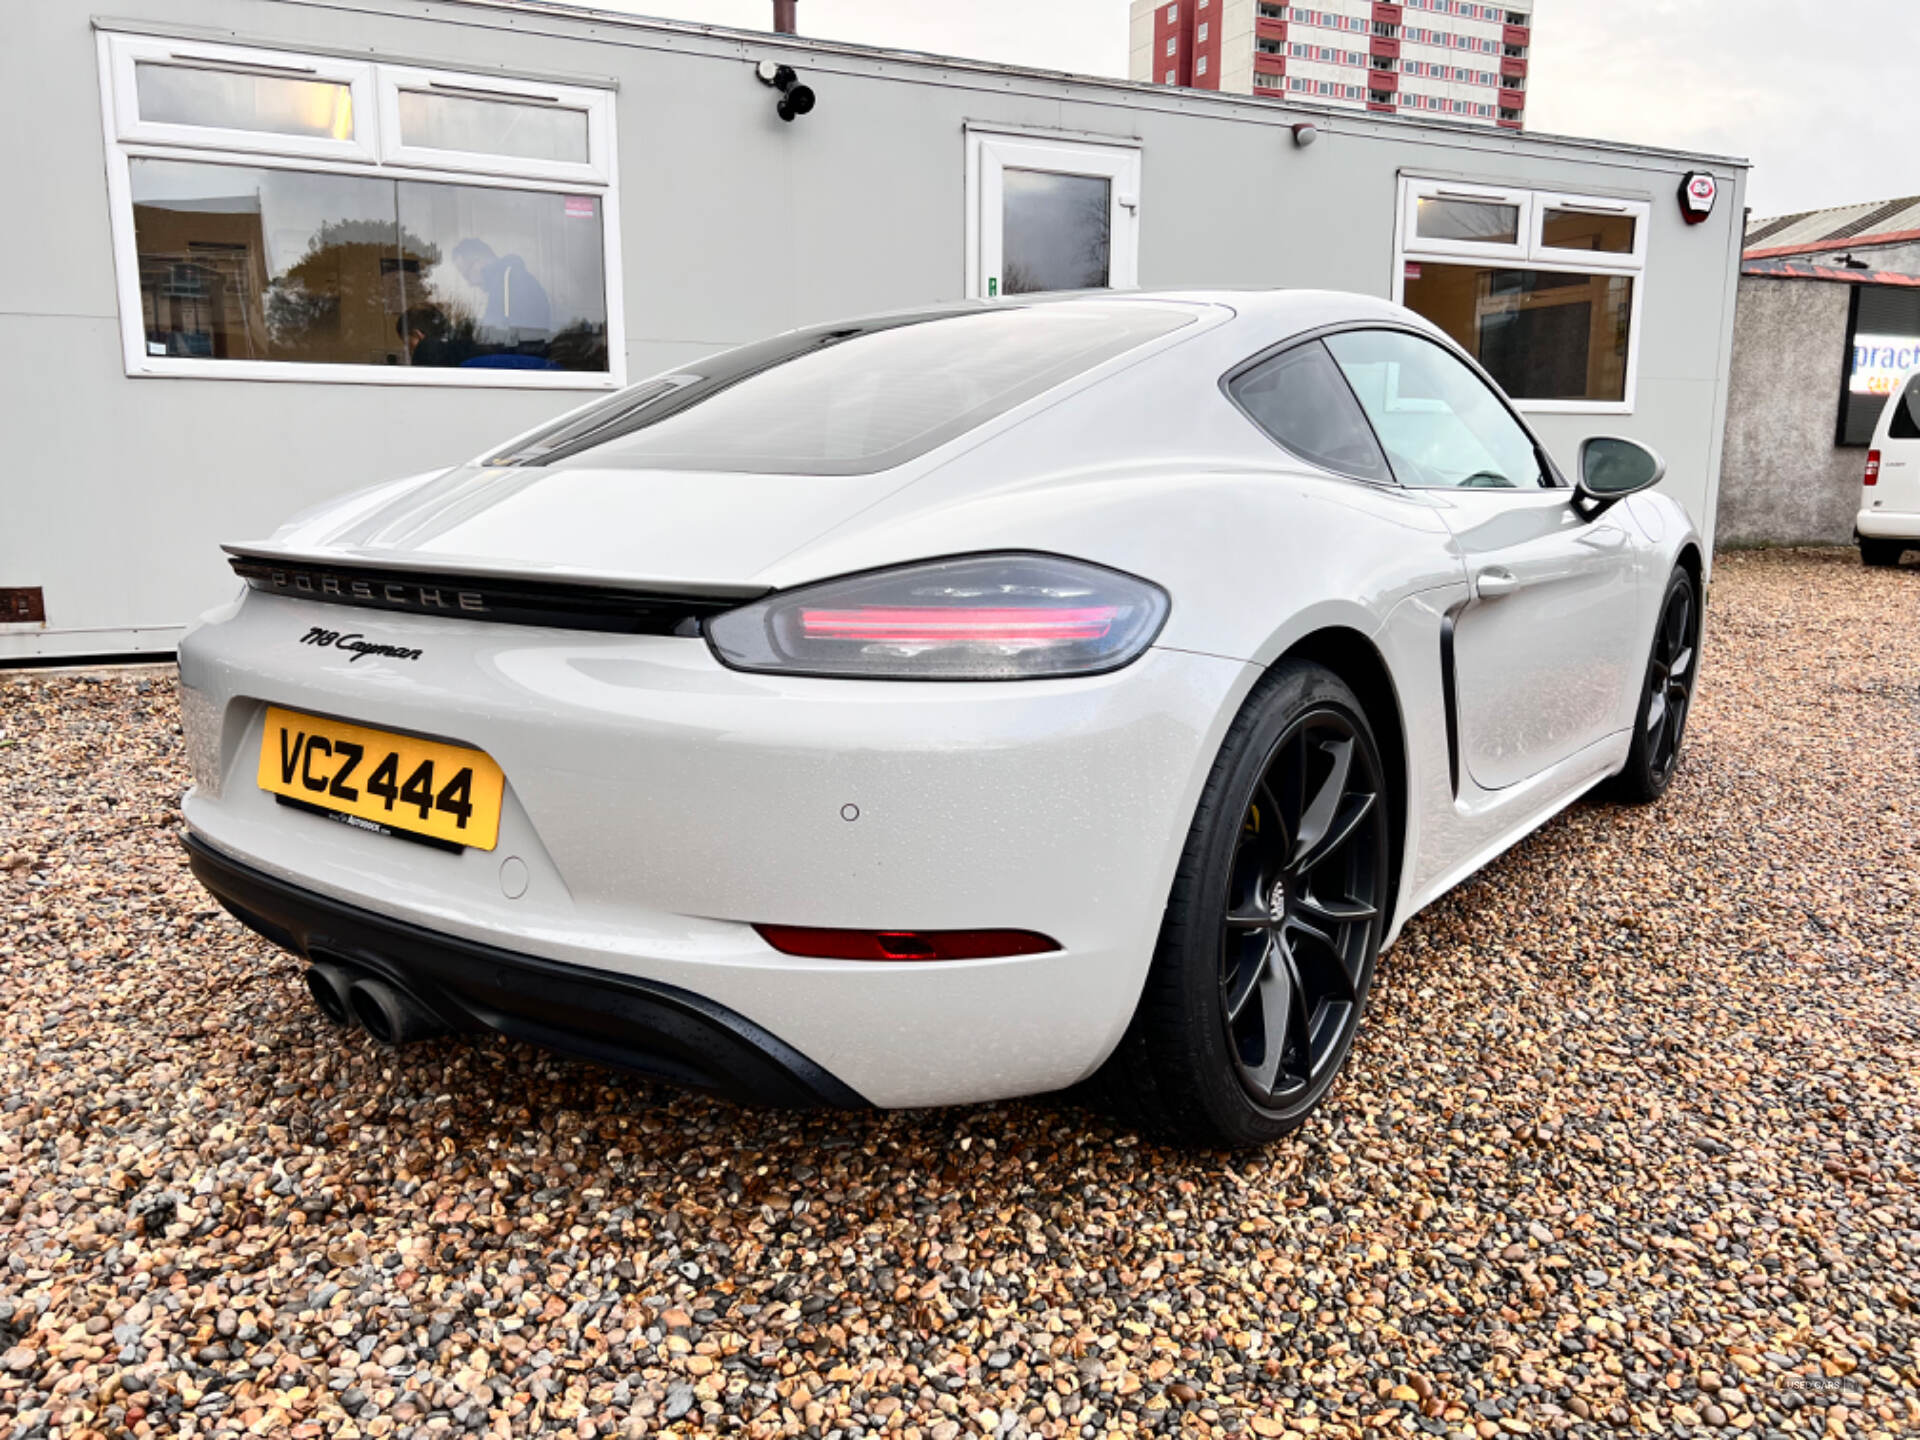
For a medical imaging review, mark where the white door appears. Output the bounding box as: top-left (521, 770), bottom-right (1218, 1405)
top-left (1433, 490), bottom-right (1643, 790)
top-left (966, 130), bottom-right (1140, 300)
top-left (1323, 327), bottom-right (1644, 790)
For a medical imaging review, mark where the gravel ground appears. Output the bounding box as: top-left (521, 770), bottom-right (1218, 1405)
top-left (2, 546), bottom-right (1917, 1440)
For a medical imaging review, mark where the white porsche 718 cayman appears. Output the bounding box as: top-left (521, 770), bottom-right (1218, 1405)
top-left (179, 291), bottom-right (1702, 1147)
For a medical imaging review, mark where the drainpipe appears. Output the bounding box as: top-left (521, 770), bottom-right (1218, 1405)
top-left (773, 0), bottom-right (796, 34)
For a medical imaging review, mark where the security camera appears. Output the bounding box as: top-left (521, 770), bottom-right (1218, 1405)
top-left (755, 60), bottom-right (816, 122)
top-left (779, 82), bottom-right (815, 122)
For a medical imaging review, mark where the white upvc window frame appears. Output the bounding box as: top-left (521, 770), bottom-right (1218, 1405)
top-left (376, 65), bottom-right (613, 186)
top-left (964, 127), bottom-right (1142, 301)
top-left (1399, 178), bottom-right (1532, 261)
top-left (1530, 190), bottom-right (1650, 270)
top-left (96, 31), bottom-right (625, 391)
top-left (1394, 175), bottom-right (1651, 416)
top-left (107, 34), bottom-right (378, 164)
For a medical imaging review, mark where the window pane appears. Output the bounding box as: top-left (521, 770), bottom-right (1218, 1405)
top-left (1415, 196), bottom-right (1519, 245)
top-left (130, 157), bottom-right (401, 364)
top-left (135, 61), bottom-right (354, 140)
top-left (1540, 208), bottom-right (1635, 254)
top-left (1325, 329), bottom-right (1544, 489)
top-left (394, 182), bottom-right (608, 372)
top-left (396, 88), bottom-right (590, 164)
top-left (1841, 287), bottom-right (1920, 444)
top-left (128, 158), bottom-right (610, 374)
top-left (1403, 263), bottom-right (1633, 403)
top-left (1229, 341), bottom-right (1392, 482)
top-left (536, 303), bottom-right (1193, 475)
top-left (1002, 170), bottom-right (1112, 294)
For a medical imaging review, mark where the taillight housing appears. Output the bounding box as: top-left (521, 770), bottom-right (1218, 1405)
top-left (754, 925), bottom-right (1059, 960)
top-left (704, 554), bottom-right (1169, 680)
top-left (1864, 450), bottom-right (1881, 486)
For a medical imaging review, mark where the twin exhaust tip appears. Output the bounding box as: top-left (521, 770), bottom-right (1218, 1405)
top-left (304, 960), bottom-right (445, 1045)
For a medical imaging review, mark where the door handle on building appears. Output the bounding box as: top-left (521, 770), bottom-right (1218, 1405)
top-left (1475, 567), bottom-right (1520, 599)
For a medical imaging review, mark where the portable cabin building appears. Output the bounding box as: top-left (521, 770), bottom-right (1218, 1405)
top-left (1, 0), bottom-right (1748, 659)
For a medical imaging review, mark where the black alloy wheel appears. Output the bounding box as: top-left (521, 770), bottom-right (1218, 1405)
top-left (1219, 711), bottom-right (1385, 1107)
top-left (1094, 662), bottom-right (1391, 1148)
top-left (1607, 566), bottom-right (1701, 805)
top-left (1645, 577), bottom-right (1697, 785)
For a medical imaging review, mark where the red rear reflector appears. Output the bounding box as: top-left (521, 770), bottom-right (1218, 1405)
top-left (798, 606), bottom-right (1117, 645)
top-left (1864, 450), bottom-right (1881, 486)
top-left (754, 925), bottom-right (1060, 961)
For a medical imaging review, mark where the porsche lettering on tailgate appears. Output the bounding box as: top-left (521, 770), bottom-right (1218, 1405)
top-left (256, 706), bottom-right (505, 850)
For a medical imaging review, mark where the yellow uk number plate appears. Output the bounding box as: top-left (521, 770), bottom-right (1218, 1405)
top-left (256, 706), bottom-right (505, 851)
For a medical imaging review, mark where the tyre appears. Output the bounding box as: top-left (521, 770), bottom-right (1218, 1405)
top-left (1605, 565), bottom-right (1700, 805)
top-left (1097, 661), bottom-right (1390, 1148)
top-left (1860, 539), bottom-right (1907, 567)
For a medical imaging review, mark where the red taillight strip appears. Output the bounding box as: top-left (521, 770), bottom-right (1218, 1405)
top-left (754, 925), bottom-right (1061, 961)
top-left (798, 605), bottom-right (1117, 644)
top-left (1864, 450), bottom-right (1881, 486)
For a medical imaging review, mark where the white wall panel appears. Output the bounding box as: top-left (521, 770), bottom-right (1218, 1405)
top-left (2, 0), bottom-right (1742, 656)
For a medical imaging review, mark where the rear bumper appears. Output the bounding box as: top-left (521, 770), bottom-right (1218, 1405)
top-left (186, 831), bottom-right (866, 1107)
top-left (1856, 509), bottom-right (1920, 541)
top-left (176, 590), bottom-right (1257, 1105)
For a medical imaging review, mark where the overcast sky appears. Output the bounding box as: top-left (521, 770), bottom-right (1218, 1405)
top-left (563, 0), bottom-right (1917, 219)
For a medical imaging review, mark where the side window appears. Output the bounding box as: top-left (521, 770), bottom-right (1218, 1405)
top-left (1323, 330), bottom-right (1546, 489)
top-left (1228, 340), bottom-right (1393, 483)
top-left (1892, 374), bottom-right (1920, 442)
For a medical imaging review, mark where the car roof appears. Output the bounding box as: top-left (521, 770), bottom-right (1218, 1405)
top-left (836, 287), bottom-right (1425, 332)
top-left (1023, 286), bottom-right (1443, 345)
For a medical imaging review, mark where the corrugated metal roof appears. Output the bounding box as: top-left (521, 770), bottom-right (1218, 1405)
top-left (1744, 196), bottom-right (1920, 258)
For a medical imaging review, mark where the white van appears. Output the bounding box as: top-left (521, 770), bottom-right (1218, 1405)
top-left (1860, 371), bottom-right (1920, 566)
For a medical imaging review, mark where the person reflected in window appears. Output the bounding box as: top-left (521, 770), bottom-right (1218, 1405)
top-left (396, 304), bottom-right (466, 368)
top-left (450, 238), bottom-right (552, 350)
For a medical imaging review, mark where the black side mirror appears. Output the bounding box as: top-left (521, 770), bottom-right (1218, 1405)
top-left (1575, 436), bottom-right (1665, 517)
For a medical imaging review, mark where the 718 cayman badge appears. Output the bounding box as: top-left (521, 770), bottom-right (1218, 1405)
top-left (298, 626), bottom-right (423, 663)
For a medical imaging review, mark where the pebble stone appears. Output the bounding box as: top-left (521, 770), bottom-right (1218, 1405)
top-left (1, 547), bottom-right (1916, 1439)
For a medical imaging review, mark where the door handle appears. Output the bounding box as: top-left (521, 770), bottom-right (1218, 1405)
top-left (1475, 567), bottom-right (1520, 599)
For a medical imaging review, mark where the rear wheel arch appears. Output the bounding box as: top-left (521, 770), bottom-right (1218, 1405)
top-left (1271, 628), bottom-right (1408, 938)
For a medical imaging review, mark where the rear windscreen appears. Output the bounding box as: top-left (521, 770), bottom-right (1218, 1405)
top-left (1893, 374), bottom-right (1920, 441)
top-left (487, 302), bottom-right (1195, 475)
